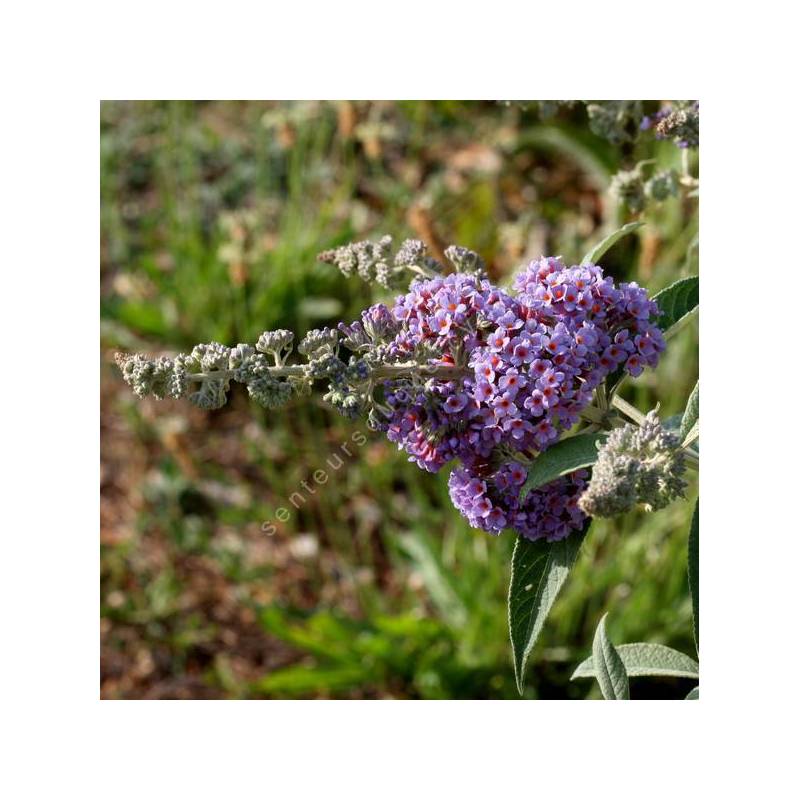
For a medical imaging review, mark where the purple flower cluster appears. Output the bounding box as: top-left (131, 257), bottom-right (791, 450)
top-left (360, 256), bottom-right (665, 539)
top-left (448, 462), bottom-right (588, 542)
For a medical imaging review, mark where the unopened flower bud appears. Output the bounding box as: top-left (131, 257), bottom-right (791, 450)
top-left (579, 412), bottom-right (687, 517)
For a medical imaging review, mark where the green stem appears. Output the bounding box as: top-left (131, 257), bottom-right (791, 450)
top-left (611, 394), bottom-right (647, 426)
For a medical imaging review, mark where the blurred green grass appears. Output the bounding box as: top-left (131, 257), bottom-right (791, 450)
top-left (100, 100), bottom-right (698, 699)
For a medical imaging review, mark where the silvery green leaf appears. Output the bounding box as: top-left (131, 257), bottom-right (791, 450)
top-left (685, 686), bottom-right (699, 700)
top-left (662, 414), bottom-right (682, 433)
top-left (398, 534), bottom-right (468, 630)
top-left (682, 421), bottom-right (700, 449)
top-left (571, 643), bottom-right (699, 680)
top-left (652, 276), bottom-right (699, 336)
top-left (679, 382), bottom-right (699, 443)
top-left (591, 613), bottom-right (629, 699)
top-left (581, 221), bottom-right (645, 266)
top-left (508, 524), bottom-right (589, 694)
top-left (689, 500), bottom-right (699, 654)
top-left (520, 433), bottom-right (606, 500)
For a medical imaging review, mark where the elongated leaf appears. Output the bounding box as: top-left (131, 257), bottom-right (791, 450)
top-left (689, 499), bottom-right (699, 654)
top-left (571, 643), bottom-right (699, 680)
top-left (520, 433), bottom-right (606, 500)
top-left (679, 382), bottom-right (699, 443)
top-left (508, 524), bottom-right (589, 694)
top-left (652, 276), bottom-right (699, 335)
top-left (398, 534), bottom-right (468, 629)
top-left (592, 614), bottom-right (629, 699)
top-left (515, 128), bottom-right (614, 191)
top-left (682, 421), bottom-right (700, 449)
top-left (685, 686), bottom-right (699, 700)
top-left (581, 221), bottom-right (645, 266)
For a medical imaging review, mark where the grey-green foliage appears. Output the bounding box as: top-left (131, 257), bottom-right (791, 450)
top-left (508, 524), bottom-right (588, 694)
top-left (689, 500), bottom-right (699, 653)
top-left (679, 381), bottom-right (699, 444)
top-left (572, 642), bottom-right (699, 680)
top-left (591, 614), bottom-right (629, 699)
top-left (652, 276), bottom-right (699, 335)
top-left (580, 221), bottom-right (644, 266)
top-left (578, 412), bottom-right (687, 517)
top-left (520, 432), bottom-right (607, 500)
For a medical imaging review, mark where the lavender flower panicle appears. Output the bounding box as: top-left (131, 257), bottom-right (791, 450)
top-left (449, 462), bottom-right (588, 543)
top-left (117, 240), bottom-right (670, 541)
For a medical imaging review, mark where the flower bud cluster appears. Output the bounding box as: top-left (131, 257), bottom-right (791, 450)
top-left (578, 412), bottom-right (687, 517)
top-left (641, 101), bottom-right (699, 149)
top-left (611, 164), bottom-right (681, 212)
top-left (645, 169), bottom-right (680, 202)
top-left (586, 101), bottom-right (644, 145)
top-left (298, 327), bottom-right (339, 358)
top-left (256, 329), bottom-right (294, 362)
top-left (610, 168), bottom-right (647, 213)
top-left (180, 343), bottom-right (232, 409)
top-left (337, 303), bottom-right (400, 354)
top-left (444, 245), bottom-right (487, 279)
top-left (117, 337), bottom-right (299, 411)
top-left (318, 235), bottom-right (445, 289)
top-left (115, 353), bottom-right (177, 400)
top-left (322, 358), bottom-right (372, 420)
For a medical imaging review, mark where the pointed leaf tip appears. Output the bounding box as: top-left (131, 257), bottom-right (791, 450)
top-left (592, 613), bottom-right (630, 699)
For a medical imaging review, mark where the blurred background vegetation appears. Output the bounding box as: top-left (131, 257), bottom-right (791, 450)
top-left (100, 100), bottom-right (698, 699)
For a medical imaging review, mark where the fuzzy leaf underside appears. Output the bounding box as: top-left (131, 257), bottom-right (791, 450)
top-left (571, 642), bottom-right (699, 681)
top-left (652, 276), bottom-right (699, 335)
top-left (508, 524), bottom-right (589, 694)
top-left (581, 221), bottom-right (645, 266)
top-left (689, 499), bottom-right (699, 654)
top-left (680, 381), bottom-right (699, 443)
top-left (520, 433), bottom-right (607, 500)
top-left (591, 614), bottom-right (630, 699)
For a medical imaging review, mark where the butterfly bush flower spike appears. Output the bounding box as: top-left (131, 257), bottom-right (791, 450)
top-left (116, 239), bottom-right (670, 542)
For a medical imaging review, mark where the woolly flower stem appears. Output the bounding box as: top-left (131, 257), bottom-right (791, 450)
top-left (188, 363), bottom-right (473, 384)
